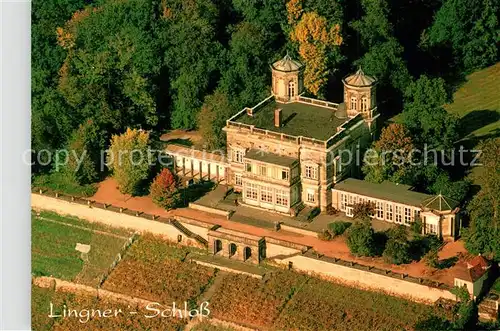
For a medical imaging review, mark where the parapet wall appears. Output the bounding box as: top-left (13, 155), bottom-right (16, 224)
top-left (274, 254), bottom-right (456, 304)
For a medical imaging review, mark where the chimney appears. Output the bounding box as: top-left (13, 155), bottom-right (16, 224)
top-left (274, 108), bottom-right (282, 128)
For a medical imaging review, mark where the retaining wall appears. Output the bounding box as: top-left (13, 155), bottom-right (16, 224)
top-left (275, 254), bottom-right (456, 304)
top-left (280, 224), bottom-right (318, 237)
top-left (188, 202), bottom-right (230, 217)
top-left (32, 194), bottom-right (199, 247)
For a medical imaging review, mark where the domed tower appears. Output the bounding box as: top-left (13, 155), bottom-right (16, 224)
top-left (271, 54), bottom-right (304, 102)
top-left (342, 68), bottom-right (377, 119)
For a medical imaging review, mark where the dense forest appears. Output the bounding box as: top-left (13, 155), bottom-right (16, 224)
top-left (32, 0), bottom-right (499, 258)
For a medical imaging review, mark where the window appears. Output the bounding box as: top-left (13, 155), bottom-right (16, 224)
top-left (386, 204), bottom-right (393, 221)
top-left (427, 223), bottom-right (437, 234)
top-left (233, 149), bottom-right (244, 163)
top-left (414, 210), bottom-right (421, 221)
top-left (276, 190), bottom-right (289, 206)
top-left (259, 165), bottom-right (267, 177)
top-left (395, 205), bottom-right (402, 224)
top-left (260, 186), bottom-right (273, 203)
top-left (245, 183), bottom-right (258, 200)
top-left (246, 162), bottom-right (252, 172)
top-left (281, 169), bottom-right (289, 180)
top-left (234, 173), bottom-right (242, 186)
top-left (361, 97), bottom-right (368, 111)
top-left (305, 165), bottom-right (318, 179)
top-left (288, 81), bottom-right (295, 97)
top-left (306, 190), bottom-right (316, 203)
top-left (340, 193), bottom-right (347, 211)
top-left (376, 201), bottom-right (384, 219)
top-left (350, 96), bottom-right (357, 110)
top-left (404, 207), bottom-right (412, 225)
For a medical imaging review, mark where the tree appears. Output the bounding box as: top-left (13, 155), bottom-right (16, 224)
top-left (346, 221), bottom-right (376, 257)
top-left (402, 75), bottom-right (460, 150)
top-left (362, 123), bottom-right (417, 185)
top-left (383, 226), bottom-right (412, 265)
top-left (424, 0), bottom-right (500, 72)
top-left (107, 128), bottom-right (150, 195)
top-left (65, 119), bottom-right (106, 185)
top-left (161, 0), bottom-right (223, 129)
top-left (57, 1), bottom-right (162, 132)
top-left (464, 138), bottom-right (500, 260)
top-left (289, 11), bottom-right (343, 97)
top-left (150, 168), bottom-right (179, 209)
top-left (197, 90), bottom-right (235, 150)
top-left (350, 0), bottom-right (411, 92)
top-left (219, 22), bottom-right (271, 110)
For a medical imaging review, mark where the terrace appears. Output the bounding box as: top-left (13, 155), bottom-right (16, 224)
top-left (228, 96), bottom-right (351, 143)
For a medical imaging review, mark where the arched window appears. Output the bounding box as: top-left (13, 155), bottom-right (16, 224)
top-left (350, 96), bottom-right (357, 110)
top-left (288, 81), bottom-right (295, 98)
top-left (244, 247), bottom-right (252, 261)
top-left (229, 243), bottom-right (237, 257)
top-left (361, 97), bottom-right (368, 111)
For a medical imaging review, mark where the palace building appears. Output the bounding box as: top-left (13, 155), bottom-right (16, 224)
top-left (165, 54), bottom-right (461, 240)
top-left (223, 54), bottom-right (379, 214)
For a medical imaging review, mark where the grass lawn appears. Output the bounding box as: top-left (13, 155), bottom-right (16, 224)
top-left (445, 62), bottom-right (500, 139)
top-left (32, 171), bottom-right (97, 197)
top-left (32, 212), bottom-right (131, 286)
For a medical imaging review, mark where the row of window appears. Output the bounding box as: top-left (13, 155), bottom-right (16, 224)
top-left (340, 193), bottom-right (421, 226)
top-left (245, 183), bottom-right (290, 206)
top-left (350, 96), bottom-right (369, 112)
top-left (246, 162), bottom-right (291, 181)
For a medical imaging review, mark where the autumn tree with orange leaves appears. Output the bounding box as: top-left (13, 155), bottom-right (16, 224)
top-left (150, 168), bottom-right (179, 209)
top-left (288, 4), bottom-right (343, 97)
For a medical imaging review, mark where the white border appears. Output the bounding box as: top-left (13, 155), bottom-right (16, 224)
top-left (1, 0), bottom-right (32, 330)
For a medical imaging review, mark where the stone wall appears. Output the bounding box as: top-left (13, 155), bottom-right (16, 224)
top-left (265, 243), bottom-right (300, 258)
top-left (32, 194), bottom-right (200, 247)
top-left (275, 254), bottom-right (456, 304)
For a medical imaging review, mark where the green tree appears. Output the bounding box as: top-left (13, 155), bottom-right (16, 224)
top-left (463, 138), bottom-right (500, 260)
top-left (107, 128), bottom-right (151, 195)
top-left (402, 75), bottom-right (459, 150)
top-left (346, 221), bottom-right (376, 257)
top-left (65, 119), bottom-right (106, 185)
top-left (219, 22), bottom-right (271, 110)
top-left (362, 123), bottom-right (417, 185)
top-left (197, 90), bottom-right (235, 150)
top-left (161, 0), bottom-right (223, 129)
top-left (57, 1), bottom-right (162, 132)
top-left (350, 0), bottom-right (411, 92)
top-left (150, 168), bottom-right (179, 209)
top-left (383, 226), bottom-right (412, 265)
top-left (424, 0), bottom-right (500, 72)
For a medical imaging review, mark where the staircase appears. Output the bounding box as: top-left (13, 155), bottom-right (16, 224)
top-left (169, 219), bottom-right (208, 247)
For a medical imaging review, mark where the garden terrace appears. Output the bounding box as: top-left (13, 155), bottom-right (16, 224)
top-left (230, 98), bottom-right (346, 141)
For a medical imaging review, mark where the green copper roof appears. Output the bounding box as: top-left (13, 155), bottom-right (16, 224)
top-left (421, 194), bottom-right (459, 211)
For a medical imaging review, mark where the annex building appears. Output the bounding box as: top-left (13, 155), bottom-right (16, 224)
top-left (165, 54), bottom-right (461, 240)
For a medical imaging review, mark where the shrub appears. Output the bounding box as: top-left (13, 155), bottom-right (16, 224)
top-left (107, 128), bottom-right (151, 195)
top-left (326, 205), bottom-right (338, 215)
top-left (353, 201), bottom-right (375, 220)
top-left (318, 230), bottom-right (332, 241)
top-left (307, 207), bottom-right (321, 221)
top-left (346, 221), bottom-right (376, 257)
top-left (423, 248), bottom-right (439, 268)
top-left (150, 168), bottom-right (179, 209)
top-left (411, 217), bottom-right (423, 235)
top-left (327, 221), bottom-right (352, 237)
top-left (383, 226), bottom-right (412, 265)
